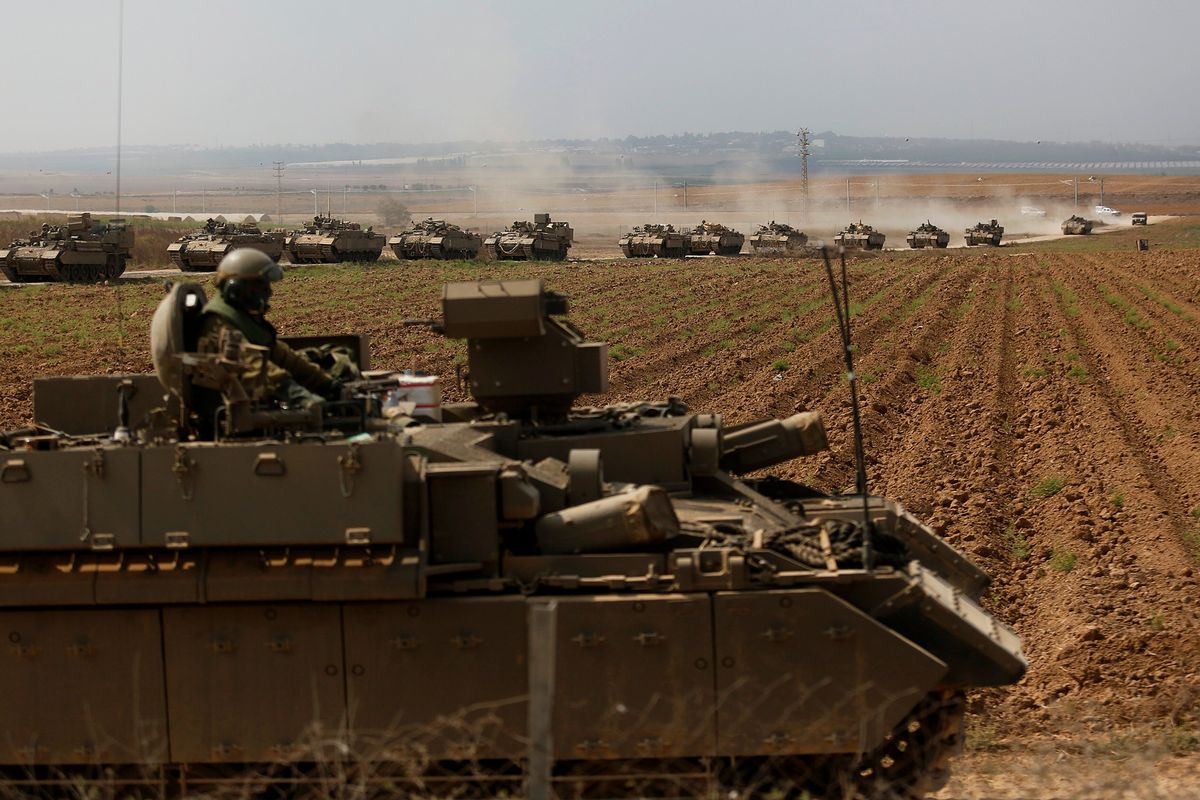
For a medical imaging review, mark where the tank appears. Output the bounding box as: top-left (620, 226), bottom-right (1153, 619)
top-left (905, 220), bottom-right (950, 249)
top-left (1060, 215), bottom-right (1095, 235)
top-left (686, 221), bottom-right (745, 256)
top-left (388, 217), bottom-right (482, 260)
top-left (834, 221), bottom-right (886, 250)
top-left (748, 221), bottom-right (809, 254)
top-left (284, 216), bottom-right (385, 264)
top-left (0, 214), bottom-right (133, 283)
top-left (484, 213), bottom-right (573, 261)
top-left (2, 277), bottom-right (1025, 798)
top-left (618, 223), bottom-right (688, 258)
top-left (964, 219), bottom-right (1004, 247)
top-left (167, 218), bottom-right (286, 272)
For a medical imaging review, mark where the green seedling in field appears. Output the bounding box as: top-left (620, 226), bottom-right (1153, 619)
top-left (915, 364), bottom-right (941, 393)
top-left (1182, 527), bottom-right (1200, 565)
top-left (1068, 363), bottom-right (1088, 380)
top-left (1029, 476), bottom-right (1066, 500)
top-left (772, 360), bottom-right (789, 372)
top-left (1049, 548), bottom-right (1078, 572)
top-left (1109, 492), bottom-right (1125, 509)
top-left (1004, 525), bottom-right (1032, 561)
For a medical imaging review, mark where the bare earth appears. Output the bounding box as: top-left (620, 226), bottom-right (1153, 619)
top-left (0, 212), bottom-right (1198, 797)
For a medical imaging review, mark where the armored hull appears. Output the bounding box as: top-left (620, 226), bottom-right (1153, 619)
top-left (1061, 215), bottom-right (1095, 235)
top-left (0, 214), bottom-right (133, 283)
top-left (618, 224), bottom-right (688, 258)
top-left (964, 220), bottom-right (1004, 247)
top-left (484, 213), bottom-right (573, 261)
top-left (834, 222), bottom-right (885, 251)
top-left (389, 218), bottom-right (482, 260)
top-left (906, 222), bottom-right (950, 249)
top-left (687, 222), bottom-right (745, 256)
top-left (748, 222), bottom-right (808, 254)
top-left (284, 216), bottom-right (384, 264)
top-left (168, 223), bottom-right (285, 272)
top-left (2, 278), bottom-right (1024, 798)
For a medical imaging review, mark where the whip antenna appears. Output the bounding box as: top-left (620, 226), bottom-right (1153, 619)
top-left (114, 0), bottom-right (124, 219)
top-left (820, 246), bottom-right (874, 569)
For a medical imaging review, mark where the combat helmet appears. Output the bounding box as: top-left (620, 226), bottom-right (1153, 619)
top-left (215, 248), bottom-right (283, 286)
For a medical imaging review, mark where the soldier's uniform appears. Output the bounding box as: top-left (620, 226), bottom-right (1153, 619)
top-left (198, 249), bottom-right (336, 408)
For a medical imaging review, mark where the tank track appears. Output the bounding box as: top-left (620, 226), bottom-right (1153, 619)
top-left (722, 690), bottom-right (966, 800)
top-left (0, 692), bottom-right (965, 799)
top-left (168, 248), bottom-right (192, 271)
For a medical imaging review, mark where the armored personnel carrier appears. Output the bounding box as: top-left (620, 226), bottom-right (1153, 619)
top-left (1061, 215), bottom-right (1095, 235)
top-left (0, 213), bottom-right (133, 283)
top-left (2, 275), bottom-right (1024, 798)
top-left (906, 220), bottom-right (950, 249)
top-left (686, 221), bottom-right (745, 256)
top-left (964, 219), bottom-right (1004, 247)
top-left (618, 223), bottom-right (689, 258)
top-left (388, 217), bottom-right (482, 260)
top-left (1131, 212), bottom-right (1148, 226)
top-left (748, 221), bottom-right (809, 254)
top-left (834, 221), bottom-right (886, 250)
top-left (167, 218), bottom-right (285, 272)
top-left (284, 216), bottom-right (385, 264)
top-left (484, 213), bottom-right (573, 261)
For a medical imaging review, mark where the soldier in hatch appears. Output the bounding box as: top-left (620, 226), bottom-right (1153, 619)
top-left (198, 248), bottom-right (339, 409)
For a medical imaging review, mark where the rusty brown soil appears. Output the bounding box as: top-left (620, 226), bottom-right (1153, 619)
top-left (1, 219), bottom-right (1198, 795)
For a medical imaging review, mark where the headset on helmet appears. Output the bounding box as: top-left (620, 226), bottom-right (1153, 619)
top-left (215, 249), bottom-right (283, 314)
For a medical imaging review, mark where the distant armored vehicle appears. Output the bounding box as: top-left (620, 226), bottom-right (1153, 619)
top-left (906, 221), bottom-right (950, 249)
top-left (618, 224), bottom-right (689, 258)
top-left (167, 218), bottom-right (285, 272)
top-left (1061, 215), bottom-right (1095, 235)
top-left (964, 219), bottom-right (1004, 247)
top-left (748, 221), bottom-right (809, 254)
top-left (284, 216), bottom-right (385, 263)
top-left (1131, 212), bottom-right (1148, 226)
top-left (686, 221), bottom-right (745, 256)
top-left (834, 221), bottom-right (886, 250)
top-left (484, 213), bottom-right (573, 261)
top-left (0, 213), bottom-right (133, 283)
top-left (388, 217), bottom-right (482, 260)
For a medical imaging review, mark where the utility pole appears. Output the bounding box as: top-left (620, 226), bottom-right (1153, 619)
top-left (846, 178), bottom-right (850, 213)
top-left (343, 184), bottom-right (348, 216)
top-left (272, 161), bottom-right (285, 224)
top-left (653, 180), bottom-right (658, 215)
top-left (797, 128), bottom-right (811, 217)
top-left (683, 181), bottom-right (688, 210)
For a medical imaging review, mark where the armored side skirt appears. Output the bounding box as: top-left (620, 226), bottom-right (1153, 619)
top-left (0, 589), bottom-right (949, 766)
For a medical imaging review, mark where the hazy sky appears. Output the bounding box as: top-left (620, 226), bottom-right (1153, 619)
top-left (2, 0), bottom-right (1196, 152)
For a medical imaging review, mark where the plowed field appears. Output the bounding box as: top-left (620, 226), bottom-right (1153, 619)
top-left (1, 220), bottom-right (1198, 797)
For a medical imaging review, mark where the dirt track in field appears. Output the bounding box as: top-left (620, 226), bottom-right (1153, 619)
top-left (0, 222), bottom-right (1198, 788)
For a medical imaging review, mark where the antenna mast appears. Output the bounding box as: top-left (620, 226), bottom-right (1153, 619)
top-left (797, 127), bottom-right (811, 220)
top-left (114, 0), bottom-right (124, 218)
top-left (820, 246), bottom-right (874, 570)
